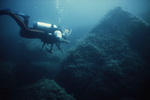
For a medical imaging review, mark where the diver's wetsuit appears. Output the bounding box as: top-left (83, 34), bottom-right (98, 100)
top-left (0, 9), bottom-right (45, 39)
top-left (0, 9), bottom-right (70, 53)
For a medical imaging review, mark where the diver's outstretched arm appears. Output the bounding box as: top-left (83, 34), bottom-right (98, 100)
top-left (58, 37), bottom-right (70, 44)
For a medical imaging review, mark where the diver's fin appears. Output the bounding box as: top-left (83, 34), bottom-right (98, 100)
top-left (15, 12), bottom-right (30, 19)
top-left (40, 42), bottom-right (45, 51)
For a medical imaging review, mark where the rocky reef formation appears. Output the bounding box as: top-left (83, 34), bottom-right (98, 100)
top-left (13, 79), bottom-right (75, 100)
top-left (0, 7), bottom-right (150, 100)
top-left (56, 7), bottom-right (150, 100)
top-left (0, 62), bottom-right (75, 100)
top-left (0, 61), bottom-right (17, 100)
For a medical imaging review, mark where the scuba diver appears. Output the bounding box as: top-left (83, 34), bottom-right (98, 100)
top-left (0, 8), bottom-right (72, 54)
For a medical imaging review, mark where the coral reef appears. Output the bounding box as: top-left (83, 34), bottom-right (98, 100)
top-left (0, 7), bottom-right (150, 100)
top-left (56, 7), bottom-right (150, 100)
top-left (13, 79), bottom-right (75, 100)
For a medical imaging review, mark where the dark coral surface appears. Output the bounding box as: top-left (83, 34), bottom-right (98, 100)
top-left (56, 7), bottom-right (150, 100)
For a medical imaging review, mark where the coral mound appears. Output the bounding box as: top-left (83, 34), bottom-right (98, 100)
top-left (56, 7), bottom-right (150, 100)
top-left (14, 79), bottom-right (75, 100)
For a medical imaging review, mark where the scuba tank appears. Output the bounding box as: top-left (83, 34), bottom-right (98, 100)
top-left (33, 21), bottom-right (58, 32)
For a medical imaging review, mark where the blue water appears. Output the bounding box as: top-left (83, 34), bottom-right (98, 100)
top-left (0, 0), bottom-right (149, 56)
top-left (0, 0), bottom-right (150, 100)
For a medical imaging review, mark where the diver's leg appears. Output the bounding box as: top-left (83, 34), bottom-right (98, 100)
top-left (0, 9), bottom-right (28, 30)
top-left (0, 8), bottom-right (11, 14)
top-left (14, 12), bottom-right (30, 26)
top-left (0, 8), bottom-right (29, 26)
top-left (0, 9), bottom-right (44, 38)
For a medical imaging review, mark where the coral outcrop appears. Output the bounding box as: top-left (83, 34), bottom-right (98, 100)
top-left (13, 79), bottom-right (75, 100)
top-left (56, 7), bottom-right (150, 100)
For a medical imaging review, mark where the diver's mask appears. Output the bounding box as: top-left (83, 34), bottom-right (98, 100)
top-left (62, 29), bottom-right (72, 39)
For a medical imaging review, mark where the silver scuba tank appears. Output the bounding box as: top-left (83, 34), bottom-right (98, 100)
top-left (33, 21), bottom-right (58, 31)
